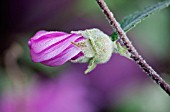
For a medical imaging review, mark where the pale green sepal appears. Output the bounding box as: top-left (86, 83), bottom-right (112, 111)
top-left (113, 41), bottom-right (131, 59)
top-left (84, 57), bottom-right (97, 74)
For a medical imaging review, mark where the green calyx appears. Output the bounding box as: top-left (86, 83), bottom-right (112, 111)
top-left (71, 28), bottom-right (113, 74)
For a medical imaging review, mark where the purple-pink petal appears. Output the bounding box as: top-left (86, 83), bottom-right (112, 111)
top-left (42, 44), bottom-right (81, 66)
top-left (29, 34), bottom-right (71, 53)
top-left (28, 30), bottom-right (85, 66)
top-left (30, 34), bottom-right (81, 62)
top-left (71, 52), bottom-right (84, 60)
top-left (30, 30), bottom-right (67, 40)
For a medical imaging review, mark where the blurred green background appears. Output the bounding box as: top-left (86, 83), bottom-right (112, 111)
top-left (0, 0), bottom-right (170, 112)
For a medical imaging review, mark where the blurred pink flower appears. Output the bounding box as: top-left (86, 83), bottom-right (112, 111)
top-left (0, 72), bottom-right (97, 112)
top-left (28, 30), bottom-right (85, 66)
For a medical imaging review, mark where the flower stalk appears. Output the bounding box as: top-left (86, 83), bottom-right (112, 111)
top-left (96, 0), bottom-right (170, 96)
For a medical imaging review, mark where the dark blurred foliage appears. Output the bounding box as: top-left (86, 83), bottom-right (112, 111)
top-left (0, 0), bottom-right (170, 112)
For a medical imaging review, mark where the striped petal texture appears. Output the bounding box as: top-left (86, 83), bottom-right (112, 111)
top-left (28, 30), bottom-right (85, 66)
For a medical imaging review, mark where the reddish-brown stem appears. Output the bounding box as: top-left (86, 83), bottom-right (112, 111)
top-left (96, 0), bottom-right (170, 96)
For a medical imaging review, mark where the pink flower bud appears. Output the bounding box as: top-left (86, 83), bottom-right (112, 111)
top-left (28, 30), bottom-right (85, 66)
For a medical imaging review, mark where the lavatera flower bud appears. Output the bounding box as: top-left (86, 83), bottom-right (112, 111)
top-left (28, 28), bottom-right (113, 74)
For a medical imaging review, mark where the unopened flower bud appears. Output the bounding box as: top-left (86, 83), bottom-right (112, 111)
top-left (28, 29), bottom-right (113, 74)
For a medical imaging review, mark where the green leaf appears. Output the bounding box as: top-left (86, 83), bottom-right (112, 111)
top-left (121, 0), bottom-right (170, 32)
top-left (111, 0), bottom-right (170, 41)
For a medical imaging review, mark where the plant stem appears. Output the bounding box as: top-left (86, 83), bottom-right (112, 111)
top-left (96, 0), bottom-right (170, 96)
